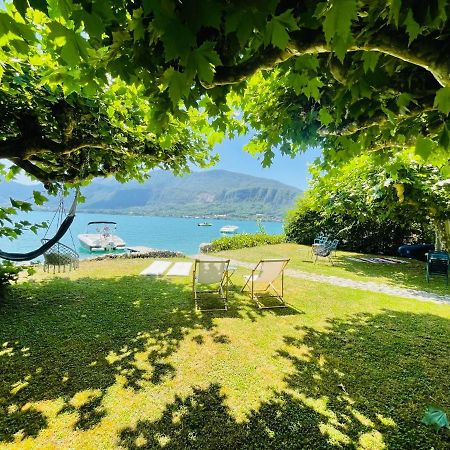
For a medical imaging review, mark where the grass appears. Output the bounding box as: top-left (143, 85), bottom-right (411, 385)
top-left (0, 255), bottom-right (449, 449)
top-left (216, 243), bottom-right (450, 296)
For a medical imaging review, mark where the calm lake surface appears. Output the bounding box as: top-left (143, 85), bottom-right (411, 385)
top-left (0, 211), bottom-right (283, 259)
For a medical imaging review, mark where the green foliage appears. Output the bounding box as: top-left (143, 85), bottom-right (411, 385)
top-left (1, 0), bottom-right (449, 178)
top-left (2, 0), bottom-right (450, 249)
top-left (285, 155), bottom-right (448, 254)
top-left (0, 261), bottom-right (35, 288)
top-left (210, 233), bottom-right (285, 252)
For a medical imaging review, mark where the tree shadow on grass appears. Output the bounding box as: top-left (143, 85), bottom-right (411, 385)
top-left (279, 310), bottom-right (450, 449)
top-left (0, 274), bottom-right (303, 443)
top-left (0, 275), bottom-right (220, 442)
top-left (119, 384), bottom-right (333, 450)
top-left (119, 310), bottom-right (450, 449)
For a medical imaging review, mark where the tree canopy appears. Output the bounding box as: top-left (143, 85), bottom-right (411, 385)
top-left (1, 0), bottom-right (450, 184)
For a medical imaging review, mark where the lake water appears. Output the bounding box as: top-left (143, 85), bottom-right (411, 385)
top-left (0, 211), bottom-right (283, 259)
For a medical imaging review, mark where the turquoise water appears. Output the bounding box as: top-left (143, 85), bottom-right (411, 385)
top-left (0, 211), bottom-right (283, 259)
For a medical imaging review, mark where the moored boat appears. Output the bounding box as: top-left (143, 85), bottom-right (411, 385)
top-left (197, 222), bottom-right (212, 226)
top-left (78, 221), bottom-right (126, 252)
top-left (220, 225), bottom-right (239, 234)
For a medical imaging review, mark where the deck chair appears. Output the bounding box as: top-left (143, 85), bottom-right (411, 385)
top-left (193, 259), bottom-right (230, 311)
top-left (241, 259), bottom-right (289, 309)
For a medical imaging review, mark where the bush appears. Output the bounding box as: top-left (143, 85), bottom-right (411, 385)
top-left (285, 209), bottom-right (433, 255)
top-left (210, 233), bottom-right (285, 252)
top-left (0, 261), bottom-right (35, 294)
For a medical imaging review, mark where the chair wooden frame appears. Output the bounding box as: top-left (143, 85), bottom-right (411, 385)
top-left (192, 259), bottom-right (230, 311)
top-left (241, 259), bottom-right (289, 309)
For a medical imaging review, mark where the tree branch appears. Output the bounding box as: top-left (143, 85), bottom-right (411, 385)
top-left (208, 28), bottom-right (450, 88)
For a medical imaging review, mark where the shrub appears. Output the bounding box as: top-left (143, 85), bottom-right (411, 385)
top-left (0, 261), bottom-right (35, 294)
top-left (210, 233), bottom-right (285, 252)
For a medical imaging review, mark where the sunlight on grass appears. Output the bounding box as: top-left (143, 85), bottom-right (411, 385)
top-left (0, 256), bottom-right (449, 449)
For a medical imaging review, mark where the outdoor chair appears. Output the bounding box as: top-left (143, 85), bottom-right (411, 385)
top-left (241, 259), bottom-right (289, 309)
top-left (312, 239), bottom-right (339, 264)
top-left (426, 251), bottom-right (449, 285)
top-left (192, 259), bottom-right (230, 311)
top-left (310, 232), bottom-right (329, 257)
top-left (314, 232), bottom-right (329, 245)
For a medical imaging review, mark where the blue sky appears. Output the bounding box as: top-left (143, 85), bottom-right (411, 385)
top-left (205, 135), bottom-right (320, 190)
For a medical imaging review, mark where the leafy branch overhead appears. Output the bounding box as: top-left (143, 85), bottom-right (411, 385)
top-left (1, 0), bottom-right (450, 183)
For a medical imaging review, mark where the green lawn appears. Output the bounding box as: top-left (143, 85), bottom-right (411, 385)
top-left (217, 243), bottom-right (450, 296)
top-left (0, 256), bottom-right (449, 449)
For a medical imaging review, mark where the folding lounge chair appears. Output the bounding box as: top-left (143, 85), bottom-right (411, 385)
top-left (241, 259), bottom-right (289, 309)
top-left (192, 259), bottom-right (230, 311)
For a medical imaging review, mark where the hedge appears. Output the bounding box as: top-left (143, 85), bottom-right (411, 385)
top-left (210, 233), bottom-right (285, 252)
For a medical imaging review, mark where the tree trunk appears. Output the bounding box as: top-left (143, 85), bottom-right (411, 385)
top-left (434, 219), bottom-right (450, 251)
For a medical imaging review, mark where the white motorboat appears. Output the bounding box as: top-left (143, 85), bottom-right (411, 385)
top-left (220, 225), bottom-right (239, 234)
top-left (78, 221), bottom-right (126, 252)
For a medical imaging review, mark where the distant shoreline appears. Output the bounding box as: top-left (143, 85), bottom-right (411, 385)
top-left (34, 207), bottom-right (285, 223)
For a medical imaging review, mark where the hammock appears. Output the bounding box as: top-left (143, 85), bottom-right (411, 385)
top-left (0, 191), bottom-right (78, 262)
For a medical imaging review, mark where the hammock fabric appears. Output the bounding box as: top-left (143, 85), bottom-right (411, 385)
top-left (0, 193), bottom-right (77, 262)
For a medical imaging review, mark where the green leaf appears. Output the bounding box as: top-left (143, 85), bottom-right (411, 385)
top-left (323, 0), bottom-right (357, 48)
top-left (434, 87), bottom-right (450, 115)
top-left (415, 136), bottom-right (435, 159)
top-left (294, 55), bottom-right (319, 72)
top-left (33, 191), bottom-right (48, 206)
top-left (207, 130), bottom-right (224, 146)
top-left (304, 77), bottom-right (323, 100)
top-left (10, 198), bottom-right (32, 211)
top-left (48, 23), bottom-right (89, 66)
top-left (319, 108), bottom-right (333, 126)
top-left (158, 19), bottom-right (195, 63)
top-left (270, 19), bottom-right (290, 49)
top-left (396, 92), bottom-right (415, 113)
top-left (404, 10), bottom-right (421, 45)
top-left (47, 0), bottom-right (73, 20)
top-left (162, 68), bottom-right (190, 105)
top-left (389, 0), bottom-right (402, 27)
top-left (438, 123), bottom-right (450, 150)
top-left (190, 41), bottom-right (221, 83)
top-left (362, 51), bottom-right (380, 73)
top-left (290, 72), bottom-right (308, 95)
top-left (276, 9), bottom-right (299, 30)
top-left (421, 407), bottom-right (449, 430)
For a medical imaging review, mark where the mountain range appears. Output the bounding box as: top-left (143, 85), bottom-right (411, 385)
top-left (0, 170), bottom-right (301, 220)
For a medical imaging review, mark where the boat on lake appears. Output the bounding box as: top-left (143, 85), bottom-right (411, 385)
top-left (197, 222), bottom-right (212, 227)
top-left (78, 221), bottom-right (126, 252)
top-left (220, 225), bottom-right (239, 234)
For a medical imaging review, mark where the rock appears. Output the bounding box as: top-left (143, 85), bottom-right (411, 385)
top-left (88, 249), bottom-right (184, 262)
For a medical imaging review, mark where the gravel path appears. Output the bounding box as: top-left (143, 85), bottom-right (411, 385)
top-left (193, 254), bottom-right (450, 305)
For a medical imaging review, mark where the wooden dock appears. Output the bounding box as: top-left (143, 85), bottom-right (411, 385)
top-left (127, 246), bottom-right (155, 253)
